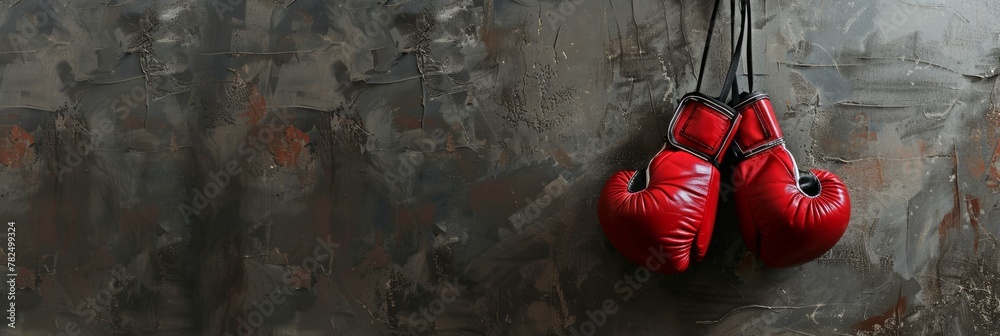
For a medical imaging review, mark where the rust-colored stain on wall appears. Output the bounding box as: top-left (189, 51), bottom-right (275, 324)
top-left (1, 0), bottom-right (1000, 335)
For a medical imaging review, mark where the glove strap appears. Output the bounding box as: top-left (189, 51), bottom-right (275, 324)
top-left (667, 0), bottom-right (746, 167)
top-left (729, 0), bottom-right (782, 158)
top-left (666, 93), bottom-right (741, 166)
top-left (732, 92), bottom-right (784, 157)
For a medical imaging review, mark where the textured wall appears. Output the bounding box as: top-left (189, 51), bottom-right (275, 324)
top-left (1, 0), bottom-right (999, 334)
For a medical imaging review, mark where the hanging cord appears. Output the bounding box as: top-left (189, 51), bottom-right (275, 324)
top-left (715, 1), bottom-right (745, 101)
top-left (694, 0), bottom-right (724, 94)
top-left (694, 0), bottom-right (747, 101)
top-left (730, 0), bottom-right (738, 102)
top-left (745, 0), bottom-right (754, 92)
top-left (729, 0), bottom-right (754, 97)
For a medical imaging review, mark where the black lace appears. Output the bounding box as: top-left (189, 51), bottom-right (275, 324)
top-left (694, 0), bottom-right (748, 102)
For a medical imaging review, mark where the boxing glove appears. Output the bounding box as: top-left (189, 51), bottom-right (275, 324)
top-left (598, 0), bottom-right (747, 274)
top-left (731, 92), bottom-right (851, 268)
top-left (598, 93), bottom-right (742, 274)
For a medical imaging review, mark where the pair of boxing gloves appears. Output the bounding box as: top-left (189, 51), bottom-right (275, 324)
top-left (597, 0), bottom-right (850, 274)
top-left (597, 90), bottom-right (851, 274)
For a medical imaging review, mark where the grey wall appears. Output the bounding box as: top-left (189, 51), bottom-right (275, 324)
top-left (1, 0), bottom-right (999, 335)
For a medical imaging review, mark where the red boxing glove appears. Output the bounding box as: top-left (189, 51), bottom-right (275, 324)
top-left (598, 94), bottom-right (742, 274)
top-left (731, 93), bottom-right (851, 268)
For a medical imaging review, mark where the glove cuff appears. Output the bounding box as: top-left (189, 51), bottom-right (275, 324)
top-left (666, 92), bottom-right (742, 166)
top-left (732, 92), bottom-right (785, 157)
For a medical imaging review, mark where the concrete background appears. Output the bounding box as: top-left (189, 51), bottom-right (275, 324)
top-left (1, 0), bottom-right (999, 334)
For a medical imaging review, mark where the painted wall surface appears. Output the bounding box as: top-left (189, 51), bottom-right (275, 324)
top-left (1, 0), bottom-right (998, 334)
